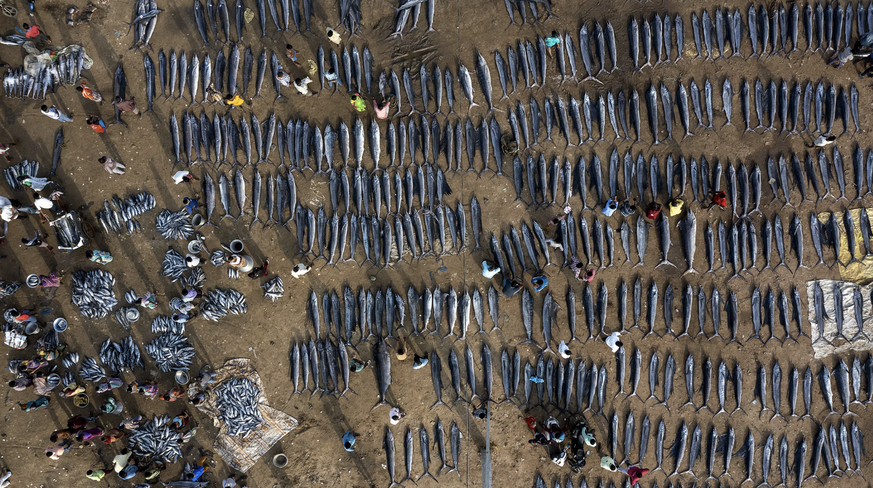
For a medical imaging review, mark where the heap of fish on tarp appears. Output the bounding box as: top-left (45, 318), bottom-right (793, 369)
top-left (262, 276), bottom-right (284, 301)
top-left (214, 378), bottom-right (264, 437)
top-left (80, 356), bottom-right (106, 382)
top-left (0, 281), bottom-right (20, 297)
top-left (152, 314), bottom-right (187, 334)
top-left (156, 209), bottom-right (194, 240)
top-left (99, 336), bottom-right (143, 373)
top-left (127, 415), bottom-right (183, 464)
top-left (391, 0), bottom-right (436, 37)
top-left (3, 160), bottom-right (38, 192)
top-left (145, 333), bottom-right (195, 371)
top-left (129, 0), bottom-right (161, 50)
top-left (200, 288), bottom-right (247, 321)
top-left (71, 269), bottom-right (118, 319)
top-left (95, 192), bottom-right (156, 235)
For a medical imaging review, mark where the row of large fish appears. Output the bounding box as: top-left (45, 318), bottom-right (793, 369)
top-left (192, 0), bottom-right (314, 45)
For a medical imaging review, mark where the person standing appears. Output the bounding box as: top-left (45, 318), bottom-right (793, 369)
top-left (293, 77), bottom-right (316, 96)
top-left (86, 116), bottom-right (106, 133)
top-left (247, 258), bottom-right (269, 279)
top-left (112, 97), bottom-right (141, 118)
top-left (172, 170), bottom-right (199, 185)
top-left (544, 31), bottom-right (561, 57)
top-left (276, 71), bottom-right (291, 88)
top-left (98, 156), bottom-right (125, 175)
top-left (285, 45), bottom-right (302, 67)
top-left (41, 105), bottom-right (73, 122)
top-left (324, 68), bottom-right (338, 89)
top-left (350, 93), bottom-right (366, 113)
top-left (112, 449), bottom-right (132, 473)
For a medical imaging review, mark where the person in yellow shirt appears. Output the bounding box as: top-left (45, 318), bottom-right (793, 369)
top-left (225, 93), bottom-right (244, 107)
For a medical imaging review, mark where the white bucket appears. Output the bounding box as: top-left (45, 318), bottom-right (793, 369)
top-left (229, 239), bottom-right (244, 254)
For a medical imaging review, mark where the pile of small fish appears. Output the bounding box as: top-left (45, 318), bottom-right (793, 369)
top-left (71, 269), bottom-right (118, 319)
top-left (129, 0), bottom-right (161, 50)
top-left (288, 338), bottom-right (354, 397)
top-left (152, 315), bottom-right (186, 334)
top-left (0, 281), bottom-right (20, 297)
top-left (382, 420), bottom-right (463, 486)
top-left (210, 249), bottom-right (227, 266)
top-left (338, 0), bottom-right (362, 34)
top-left (145, 333), bottom-right (195, 371)
top-left (61, 352), bottom-right (79, 370)
top-left (262, 276), bottom-right (284, 301)
top-left (503, 0), bottom-right (554, 24)
top-left (127, 415), bottom-right (183, 464)
top-left (95, 193), bottom-right (155, 235)
top-left (80, 356), bottom-right (106, 382)
top-left (200, 288), bottom-right (247, 321)
top-left (3, 159), bottom-right (38, 192)
top-left (161, 248), bottom-right (188, 281)
top-left (227, 268), bottom-right (239, 279)
top-left (214, 378), bottom-right (264, 437)
top-left (99, 336), bottom-right (143, 373)
top-left (114, 307), bottom-right (140, 329)
top-left (391, 0), bottom-right (436, 36)
top-left (2, 67), bottom-right (52, 99)
top-left (180, 266), bottom-right (206, 290)
top-left (155, 209), bottom-right (194, 240)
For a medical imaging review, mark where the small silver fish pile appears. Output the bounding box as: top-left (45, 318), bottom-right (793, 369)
top-left (127, 415), bottom-right (183, 464)
top-left (214, 378), bottom-right (264, 437)
top-left (71, 269), bottom-right (118, 319)
top-left (227, 268), bottom-right (239, 279)
top-left (262, 276), bottom-right (284, 301)
top-left (180, 266), bottom-right (205, 290)
top-left (0, 281), bottom-right (21, 297)
top-left (161, 248), bottom-right (187, 281)
top-left (100, 336), bottom-right (143, 373)
top-left (2, 67), bottom-right (52, 99)
top-left (152, 315), bottom-right (186, 334)
top-left (3, 159), bottom-right (38, 191)
top-left (61, 352), bottom-right (80, 370)
top-left (155, 209), bottom-right (194, 240)
top-left (210, 250), bottom-right (227, 266)
top-left (80, 356), bottom-right (106, 382)
top-left (145, 333), bottom-right (195, 372)
top-left (95, 193), bottom-right (156, 235)
top-left (62, 371), bottom-right (75, 388)
top-left (200, 288), bottom-right (247, 322)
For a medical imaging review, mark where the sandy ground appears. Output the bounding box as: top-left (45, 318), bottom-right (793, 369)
top-left (0, 0), bottom-right (871, 487)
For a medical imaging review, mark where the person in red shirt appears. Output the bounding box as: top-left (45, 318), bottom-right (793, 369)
top-left (619, 466), bottom-right (650, 486)
top-left (86, 115), bottom-right (105, 133)
top-left (645, 202), bottom-right (662, 220)
top-left (77, 81), bottom-right (103, 103)
top-left (22, 24), bottom-right (39, 38)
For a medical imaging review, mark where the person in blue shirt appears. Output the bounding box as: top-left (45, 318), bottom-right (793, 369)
top-left (544, 31), bottom-right (561, 56)
top-left (342, 431), bottom-right (357, 452)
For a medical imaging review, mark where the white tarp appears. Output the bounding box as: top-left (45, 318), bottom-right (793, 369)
top-left (806, 279), bottom-right (873, 358)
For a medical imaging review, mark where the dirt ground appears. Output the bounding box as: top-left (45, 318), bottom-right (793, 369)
top-left (0, 0), bottom-right (871, 487)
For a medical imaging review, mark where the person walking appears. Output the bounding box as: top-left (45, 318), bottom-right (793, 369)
top-left (342, 431), bottom-right (357, 452)
top-left (41, 105), bottom-right (73, 122)
top-left (247, 258), bottom-right (269, 279)
top-left (98, 156), bottom-right (125, 175)
top-left (77, 81), bottom-right (103, 103)
top-left (22, 231), bottom-right (52, 250)
top-left (86, 249), bottom-right (113, 264)
top-left (112, 97), bottom-right (141, 118)
top-left (324, 68), bottom-right (338, 89)
top-left (86, 115), bottom-right (105, 133)
top-left (285, 44), bottom-right (302, 67)
top-left (293, 77), bottom-right (316, 96)
top-left (276, 71), bottom-right (291, 88)
top-left (350, 93), bottom-right (366, 112)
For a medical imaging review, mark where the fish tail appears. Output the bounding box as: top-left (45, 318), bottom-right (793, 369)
top-left (417, 472), bottom-right (436, 483)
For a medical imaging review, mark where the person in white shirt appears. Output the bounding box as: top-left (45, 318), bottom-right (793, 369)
top-left (810, 135), bottom-right (836, 148)
top-left (558, 340), bottom-right (571, 359)
top-left (33, 193), bottom-right (56, 213)
top-left (40, 105), bottom-right (73, 122)
top-left (172, 170), bottom-right (198, 185)
top-left (291, 263), bottom-right (310, 278)
top-left (276, 71), bottom-right (291, 87)
top-left (293, 77), bottom-right (316, 96)
top-left (605, 331), bottom-right (623, 353)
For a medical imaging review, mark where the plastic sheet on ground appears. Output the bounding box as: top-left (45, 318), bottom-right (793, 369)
top-left (22, 42), bottom-right (93, 77)
top-left (188, 358), bottom-right (297, 472)
top-left (806, 279), bottom-right (873, 358)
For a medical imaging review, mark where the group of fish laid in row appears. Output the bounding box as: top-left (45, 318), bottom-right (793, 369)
top-left (288, 338), bottom-right (354, 397)
top-left (513, 147), bottom-right (872, 212)
top-left (95, 192), bottom-right (156, 236)
top-left (337, 0), bottom-right (362, 34)
top-left (127, 415), bottom-right (184, 464)
top-left (533, 420), bottom-right (864, 487)
top-left (192, 0), bottom-right (314, 47)
top-left (306, 285), bottom-right (500, 346)
top-left (71, 269), bottom-right (118, 320)
top-left (200, 287), bottom-right (247, 321)
top-left (629, 2), bottom-right (873, 70)
top-left (144, 46), bottom-right (284, 108)
top-left (98, 336), bottom-right (144, 374)
top-left (2, 160), bottom-right (38, 192)
top-left (155, 209), bottom-right (195, 240)
top-left (145, 332), bottom-right (195, 372)
top-left (128, 0), bottom-right (161, 50)
top-left (384, 421), bottom-right (463, 486)
top-left (214, 378), bottom-right (265, 437)
top-left (390, 0), bottom-right (437, 37)
top-left (1, 50), bottom-right (87, 100)
top-left (503, 0), bottom-right (555, 25)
